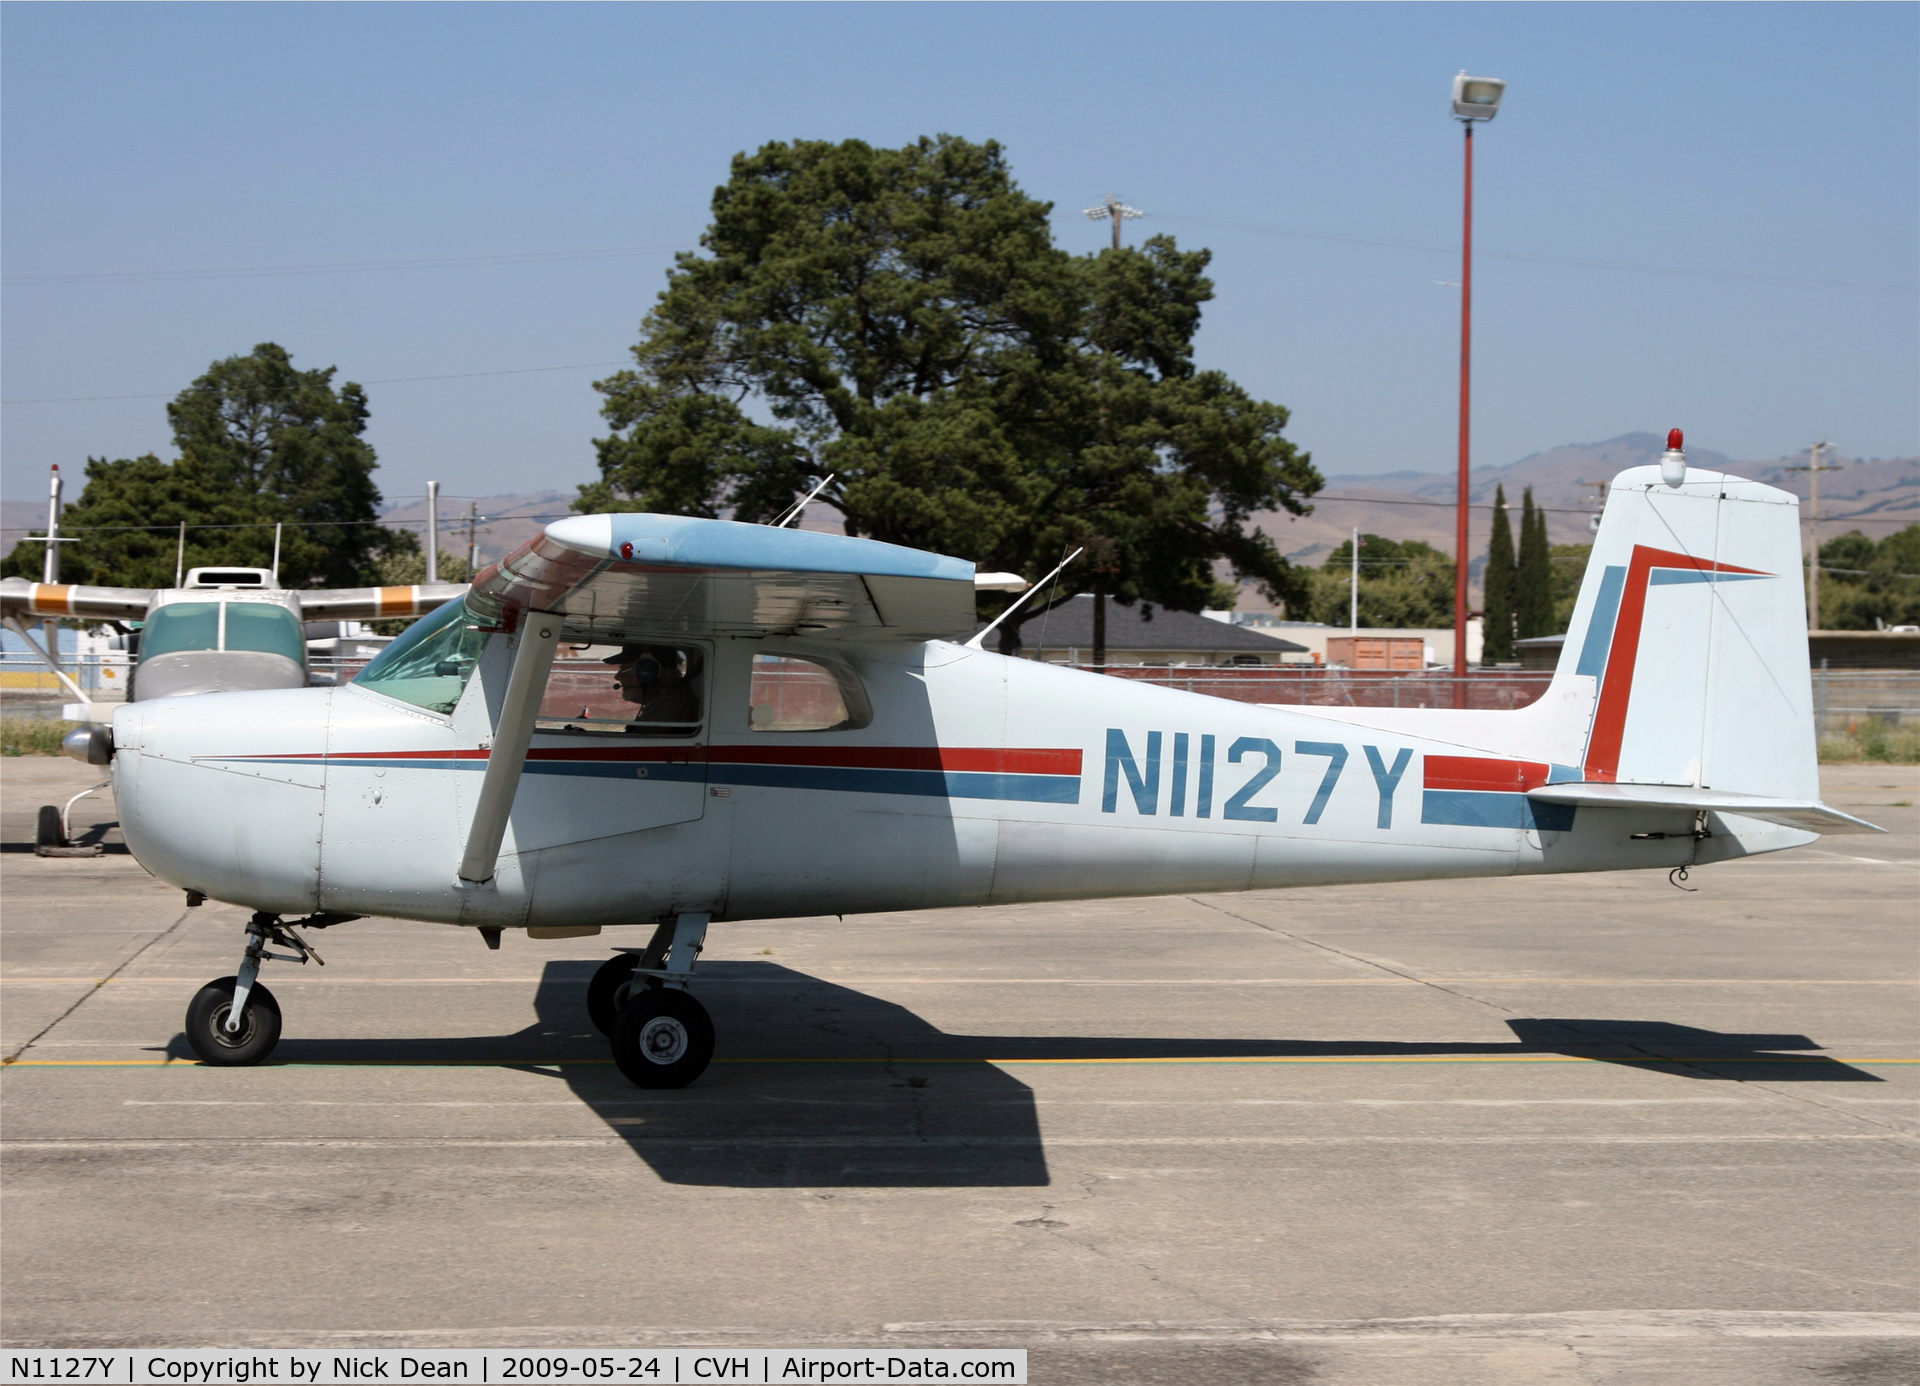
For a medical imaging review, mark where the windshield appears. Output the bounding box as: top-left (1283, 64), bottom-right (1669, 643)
top-left (138, 603), bottom-right (219, 660)
top-left (353, 598), bottom-right (489, 716)
top-left (224, 603), bottom-right (306, 663)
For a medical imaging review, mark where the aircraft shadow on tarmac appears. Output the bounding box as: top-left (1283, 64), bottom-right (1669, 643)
top-left (162, 960), bottom-right (1882, 1188)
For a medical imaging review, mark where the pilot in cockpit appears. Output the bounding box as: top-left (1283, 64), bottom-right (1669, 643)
top-left (603, 643), bottom-right (702, 727)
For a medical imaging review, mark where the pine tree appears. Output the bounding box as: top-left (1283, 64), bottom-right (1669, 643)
top-left (1482, 484), bottom-right (1515, 664)
top-left (584, 136), bottom-right (1321, 652)
top-left (1516, 487), bottom-right (1553, 640)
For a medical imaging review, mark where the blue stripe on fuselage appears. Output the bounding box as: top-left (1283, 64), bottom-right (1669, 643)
top-left (1421, 789), bottom-right (1576, 831)
top-left (707, 763), bottom-right (1080, 803)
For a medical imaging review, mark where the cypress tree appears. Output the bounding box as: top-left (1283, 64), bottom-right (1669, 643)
top-left (1482, 484), bottom-right (1515, 665)
top-left (1516, 487), bottom-right (1553, 639)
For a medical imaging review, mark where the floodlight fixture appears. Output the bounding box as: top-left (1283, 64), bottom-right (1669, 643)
top-left (1451, 72), bottom-right (1505, 122)
top-left (1084, 195), bottom-right (1144, 249)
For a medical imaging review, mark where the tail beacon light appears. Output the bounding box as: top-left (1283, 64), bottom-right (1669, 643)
top-left (1660, 428), bottom-right (1687, 488)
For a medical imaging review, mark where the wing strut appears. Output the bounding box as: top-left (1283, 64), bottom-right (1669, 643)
top-left (3, 614), bottom-right (91, 706)
top-left (457, 614), bottom-right (562, 885)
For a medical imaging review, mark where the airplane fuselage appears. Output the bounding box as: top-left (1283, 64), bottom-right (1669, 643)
top-left (112, 635), bottom-right (1804, 933)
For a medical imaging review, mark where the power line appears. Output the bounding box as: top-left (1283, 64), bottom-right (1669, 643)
top-left (1310, 489), bottom-right (1916, 526)
top-left (13, 207), bottom-right (1912, 295)
top-left (1149, 213), bottom-right (1918, 293)
top-left (3, 361), bottom-right (628, 406)
top-left (0, 513), bottom-right (576, 537)
top-left (3, 245), bottom-right (686, 287)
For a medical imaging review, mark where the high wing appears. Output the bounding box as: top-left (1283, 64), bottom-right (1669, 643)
top-left (292, 584), bottom-right (469, 622)
top-left (1527, 781), bottom-right (1886, 835)
top-left (465, 513), bottom-right (979, 642)
top-left (1, 578), bottom-right (153, 622)
top-left (0, 576), bottom-right (466, 624)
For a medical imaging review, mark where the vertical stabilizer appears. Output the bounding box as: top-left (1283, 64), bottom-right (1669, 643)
top-left (1553, 445), bottom-right (1816, 800)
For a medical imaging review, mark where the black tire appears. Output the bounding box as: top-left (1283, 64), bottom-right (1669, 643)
top-left (611, 988), bottom-right (714, 1089)
top-left (184, 977), bottom-right (282, 1066)
top-left (36, 805), bottom-right (65, 850)
top-left (587, 952), bottom-right (639, 1036)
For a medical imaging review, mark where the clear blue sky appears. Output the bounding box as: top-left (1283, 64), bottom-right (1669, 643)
top-left (4, 2), bottom-right (1915, 512)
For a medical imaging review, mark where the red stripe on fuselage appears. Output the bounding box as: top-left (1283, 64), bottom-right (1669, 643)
top-left (527, 744), bottom-right (1082, 775)
top-left (1424, 755), bottom-right (1549, 793)
top-left (1583, 545), bottom-right (1770, 783)
top-left (220, 745), bottom-right (1082, 775)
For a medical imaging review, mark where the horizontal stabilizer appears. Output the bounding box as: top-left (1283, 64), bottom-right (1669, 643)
top-left (1528, 782), bottom-right (1885, 835)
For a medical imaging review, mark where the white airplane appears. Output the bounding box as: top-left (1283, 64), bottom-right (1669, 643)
top-left (2, 567), bottom-right (466, 705)
top-left (4, 567), bottom-right (464, 852)
top-left (67, 435), bottom-right (1881, 1087)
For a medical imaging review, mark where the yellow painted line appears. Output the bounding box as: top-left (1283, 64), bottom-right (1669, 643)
top-left (4, 1055), bottom-right (1916, 1069)
top-left (1, 976), bottom-right (1915, 987)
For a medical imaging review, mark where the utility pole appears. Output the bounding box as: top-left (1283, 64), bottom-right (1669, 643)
top-left (43, 465), bottom-right (62, 676)
top-left (466, 501), bottom-right (479, 574)
top-left (1078, 196), bottom-right (1141, 671)
top-left (1350, 528), bottom-right (1360, 631)
top-left (1083, 194), bottom-right (1143, 250)
top-left (1576, 479), bottom-right (1611, 533)
top-left (1786, 441), bottom-right (1839, 631)
top-left (425, 481), bottom-right (440, 584)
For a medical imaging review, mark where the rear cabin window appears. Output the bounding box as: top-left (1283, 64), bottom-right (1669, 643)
top-left (748, 654), bottom-right (870, 732)
top-left (537, 645), bottom-right (705, 738)
top-left (353, 598), bottom-right (488, 716)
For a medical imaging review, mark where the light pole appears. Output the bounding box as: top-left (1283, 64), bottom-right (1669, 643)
top-left (1084, 195), bottom-right (1143, 251)
top-left (1449, 72), bottom-right (1505, 706)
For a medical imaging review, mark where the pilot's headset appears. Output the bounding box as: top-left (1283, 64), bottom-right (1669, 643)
top-left (603, 645), bottom-right (666, 685)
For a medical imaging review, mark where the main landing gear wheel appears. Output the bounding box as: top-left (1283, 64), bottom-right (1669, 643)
top-left (185, 977), bottom-right (282, 1066)
top-left (36, 805), bottom-right (64, 850)
top-left (587, 952), bottom-right (641, 1036)
top-left (612, 989), bottom-right (714, 1089)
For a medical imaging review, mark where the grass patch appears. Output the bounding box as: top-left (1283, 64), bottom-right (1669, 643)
top-left (1, 716), bottom-right (73, 756)
top-left (1820, 719), bottom-right (1920, 764)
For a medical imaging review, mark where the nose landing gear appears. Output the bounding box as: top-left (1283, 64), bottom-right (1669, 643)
top-left (596, 911), bottom-right (714, 1089)
top-left (183, 911), bottom-right (350, 1065)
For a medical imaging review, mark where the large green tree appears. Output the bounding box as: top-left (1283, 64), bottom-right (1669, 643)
top-left (582, 135), bottom-right (1321, 651)
top-left (1312, 533), bottom-right (1455, 629)
top-left (3, 343), bottom-right (407, 590)
top-left (1814, 526), bottom-right (1920, 629)
top-left (1481, 485), bottom-right (1515, 663)
top-left (1515, 487), bottom-right (1553, 640)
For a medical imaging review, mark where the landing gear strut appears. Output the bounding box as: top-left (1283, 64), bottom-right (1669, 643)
top-left (602, 912), bottom-right (714, 1088)
top-left (184, 911), bottom-right (343, 1066)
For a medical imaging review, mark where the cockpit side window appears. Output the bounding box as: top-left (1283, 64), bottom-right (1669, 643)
top-left (137, 603), bottom-right (220, 661)
top-left (536, 644), bottom-right (706, 739)
top-left (352, 598), bottom-right (488, 716)
top-left (748, 654), bottom-right (871, 732)
top-left (224, 603), bottom-right (307, 663)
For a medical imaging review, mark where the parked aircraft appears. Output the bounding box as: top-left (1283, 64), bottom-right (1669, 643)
top-left (2, 567), bottom-right (464, 700)
top-left (65, 436), bottom-right (1881, 1086)
top-left (3, 567), bottom-right (463, 849)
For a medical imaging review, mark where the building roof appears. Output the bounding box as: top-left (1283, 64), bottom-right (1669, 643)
top-left (981, 595), bottom-right (1308, 654)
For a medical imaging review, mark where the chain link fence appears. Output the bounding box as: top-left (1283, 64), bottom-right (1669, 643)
top-left (5, 653), bottom-right (1918, 735)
